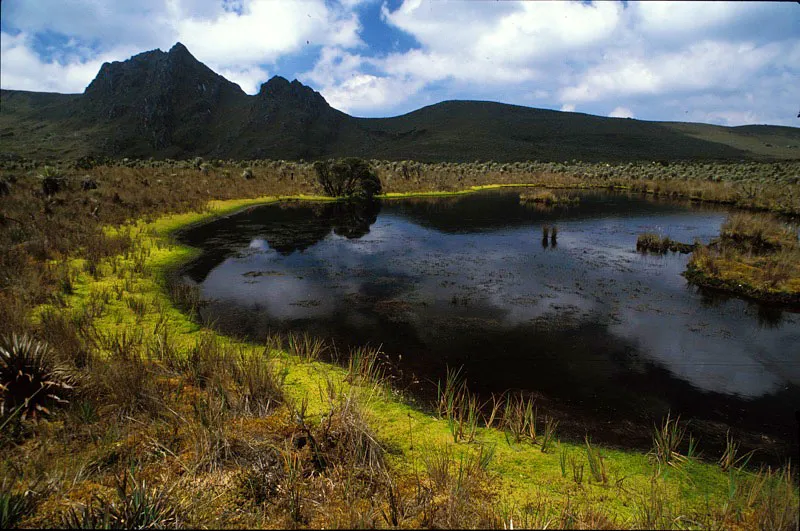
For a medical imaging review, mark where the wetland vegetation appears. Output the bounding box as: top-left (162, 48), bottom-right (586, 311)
top-left (1, 157), bottom-right (798, 529)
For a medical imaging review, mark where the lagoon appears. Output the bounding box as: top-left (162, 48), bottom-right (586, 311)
top-left (177, 189), bottom-right (800, 464)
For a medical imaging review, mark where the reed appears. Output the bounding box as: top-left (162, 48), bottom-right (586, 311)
top-left (585, 436), bottom-right (608, 485)
top-left (346, 344), bottom-right (386, 388)
top-left (437, 366), bottom-right (480, 443)
top-left (502, 392), bottom-right (537, 444)
top-left (718, 430), bottom-right (754, 472)
top-left (540, 416), bottom-right (559, 453)
top-left (650, 411), bottom-right (687, 469)
top-left (285, 331), bottom-right (327, 362)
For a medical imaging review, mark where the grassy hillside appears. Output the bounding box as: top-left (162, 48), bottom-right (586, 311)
top-left (346, 101), bottom-right (768, 162)
top-left (663, 122), bottom-right (800, 160)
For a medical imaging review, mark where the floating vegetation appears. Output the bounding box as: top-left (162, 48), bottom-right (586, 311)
top-left (636, 232), bottom-right (696, 254)
top-left (520, 190), bottom-right (580, 206)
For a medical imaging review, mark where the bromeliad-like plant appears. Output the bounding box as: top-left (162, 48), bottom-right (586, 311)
top-left (0, 334), bottom-right (73, 422)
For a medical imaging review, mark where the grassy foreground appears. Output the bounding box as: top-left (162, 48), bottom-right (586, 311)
top-left (1, 162), bottom-right (798, 529)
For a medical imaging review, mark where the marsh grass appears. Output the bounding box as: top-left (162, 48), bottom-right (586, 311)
top-left (285, 331), bottom-right (327, 362)
top-left (483, 392), bottom-right (504, 429)
top-left (585, 436), bottom-right (608, 485)
top-left (0, 478), bottom-right (39, 529)
top-left (62, 466), bottom-right (181, 529)
top-left (718, 429), bottom-right (755, 472)
top-left (650, 411), bottom-right (688, 469)
top-left (502, 392), bottom-right (538, 444)
top-left (686, 213), bottom-right (800, 303)
top-left (436, 366), bottom-right (480, 443)
top-left (636, 232), bottom-right (695, 254)
top-left (540, 415), bottom-right (559, 453)
top-left (419, 443), bottom-right (498, 528)
top-left (345, 345), bottom-right (386, 388)
top-left (721, 212), bottom-right (798, 252)
top-left (569, 452), bottom-right (585, 485)
top-left (231, 350), bottom-right (285, 416)
top-left (522, 190), bottom-right (559, 205)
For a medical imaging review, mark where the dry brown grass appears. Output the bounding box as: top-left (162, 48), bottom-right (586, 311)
top-left (686, 212), bottom-right (800, 303)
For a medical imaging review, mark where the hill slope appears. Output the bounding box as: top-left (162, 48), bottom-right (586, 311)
top-left (1, 43), bottom-right (798, 162)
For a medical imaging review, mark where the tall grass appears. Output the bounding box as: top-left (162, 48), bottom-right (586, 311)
top-left (285, 331), bottom-right (327, 362)
top-left (718, 429), bottom-right (754, 472)
top-left (585, 436), bottom-right (608, 485)
top-left (650, 411), bottom-right (688, 469)
top-left (721, 212), bottom-right (798, 252)
top-left (231, 349), bottom-right (285, 416)
top-left (0, 479), bottom-right (38, 528)
top-left (436, 366), bottom-right (480, 443)
top-left (501, 392), bottom-right (538, 444)
top-left (345, 345), bottom-right (386, 388)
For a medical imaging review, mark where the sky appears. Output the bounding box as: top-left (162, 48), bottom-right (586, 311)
top-left (1, 0), bottom-right (798, 126)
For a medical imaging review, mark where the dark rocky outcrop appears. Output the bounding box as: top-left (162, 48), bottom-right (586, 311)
top-left (83, 43), bottom-right (247, 156)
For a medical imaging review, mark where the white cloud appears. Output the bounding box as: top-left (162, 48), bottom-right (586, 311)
top-left (214, 65), bottom-right (270, 95)
top-left (608, 106), bottom-right (634, 119)
top-left (300, 46), bottom-right (424, 115)
top-left (560, 40), bottom-right (787, 103)
top-left (0, 0), bottom-right (363, 94)
top-left (175, 0), bottom-right (362, 67)
top-left (560, 104), bottom-right (576, 112)
top-left (631, 1), bottom-right (778, 43)
top-left (321, 73), bottom-right (424, 115)
top-left (0, 31), bottom-right (138, 93)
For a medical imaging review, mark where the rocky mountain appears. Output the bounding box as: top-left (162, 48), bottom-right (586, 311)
top-left (1, 43), bottom-right (798, 162)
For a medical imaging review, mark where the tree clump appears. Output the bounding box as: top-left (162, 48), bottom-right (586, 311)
top-left (313, 158), bottom-right (382, 199)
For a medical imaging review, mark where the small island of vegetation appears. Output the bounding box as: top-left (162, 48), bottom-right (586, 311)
top-left (520, 190), bottom-right (580, 206)
top-left (685, 212), bottom-right (800, 306)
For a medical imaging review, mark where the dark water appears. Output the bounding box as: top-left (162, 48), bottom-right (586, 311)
top-left (177, 190), bottom-right (800, 464)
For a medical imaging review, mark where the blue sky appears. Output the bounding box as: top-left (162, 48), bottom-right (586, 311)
top-left (1, 1), bottom-right (798, 126)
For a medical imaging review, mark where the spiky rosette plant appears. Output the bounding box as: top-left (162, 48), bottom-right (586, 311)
top-left (0, 334), bottom-right (73, 422)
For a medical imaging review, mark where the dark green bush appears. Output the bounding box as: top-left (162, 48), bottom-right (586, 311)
top-left (313, 158), bottom-right (382, 199)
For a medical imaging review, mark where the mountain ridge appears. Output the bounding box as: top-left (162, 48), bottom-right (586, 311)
top-left (1, 42), bottom-right (798, 162)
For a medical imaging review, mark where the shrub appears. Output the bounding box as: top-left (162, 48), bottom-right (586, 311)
top-left (313, 158), bottom-right (382, 199)
top-left (80, 177), bottom-right (98, 191)
top-left (39, 166), bottom-right (66, 196)
top-left (0, 334), bottom-right (73, 423)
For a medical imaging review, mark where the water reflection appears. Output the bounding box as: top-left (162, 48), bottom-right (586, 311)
top-left (178, 189), bottom-right (800, 461)
top-left (181, 199), bottom-right (381, 283)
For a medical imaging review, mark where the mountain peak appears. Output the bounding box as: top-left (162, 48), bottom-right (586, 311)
top-left (169, 42), bottom-right (190, 55)
top-left (257, 75), bottom-right (329, 109)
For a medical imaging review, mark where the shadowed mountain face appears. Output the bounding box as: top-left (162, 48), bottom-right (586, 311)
top-left (83, 43), bottom-right (248, 156)
top-left (1, 42), bottom-right (799, 162)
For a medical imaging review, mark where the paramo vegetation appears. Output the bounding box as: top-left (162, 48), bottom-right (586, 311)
top-left (0, 156), bottom-right (798, 529)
